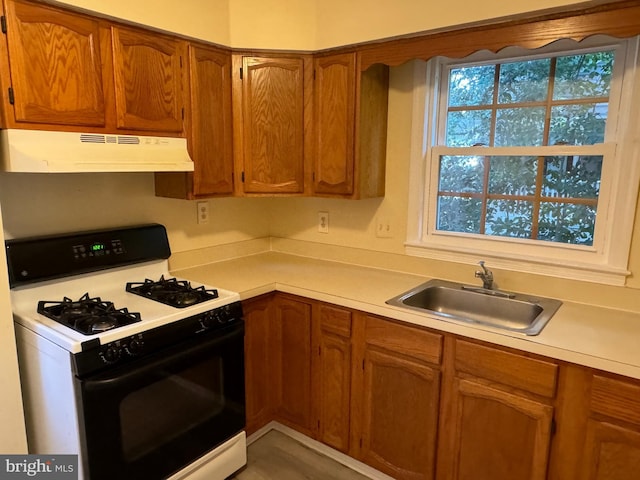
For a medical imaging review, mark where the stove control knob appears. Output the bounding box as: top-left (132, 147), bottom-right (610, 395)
top-left (127, 339), bottom-right (143, 355)
top-left (102, 345), bottom-right (121, 363)
top-left (201, 312), bottom-right (215, 329)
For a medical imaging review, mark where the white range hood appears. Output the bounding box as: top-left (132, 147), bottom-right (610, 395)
top-left (0, 129), bottom-right (194, 173)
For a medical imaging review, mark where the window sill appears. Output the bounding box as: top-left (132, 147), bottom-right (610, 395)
top-left (405, 241), bottom-right (630, 286)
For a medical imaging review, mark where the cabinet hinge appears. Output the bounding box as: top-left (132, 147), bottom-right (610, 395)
top-left (179, 56), bottom-right (183, 68)
top-left (1, 16), bottom-right (7, 34)
top-left (239, 67), bottom-right (243, 80)
top-left (241, 171), bottom-right (245, 183)
top-left (7, 87), bottom-right (14, 105)
top-left (181, 107), bottom-right (184, 120)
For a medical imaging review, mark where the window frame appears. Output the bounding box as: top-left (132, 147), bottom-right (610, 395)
top-left (406, 37), bottom-right (640, 285)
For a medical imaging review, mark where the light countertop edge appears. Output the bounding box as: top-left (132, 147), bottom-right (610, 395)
top-left (172, 251), bottom-right (640, 381)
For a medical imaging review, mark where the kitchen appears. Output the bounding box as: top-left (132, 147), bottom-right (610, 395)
top-left (0, 0), bottom-right (640, 479)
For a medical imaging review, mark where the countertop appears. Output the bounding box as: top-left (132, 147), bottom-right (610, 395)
top-left (173, 252), bottom-right (640, 380)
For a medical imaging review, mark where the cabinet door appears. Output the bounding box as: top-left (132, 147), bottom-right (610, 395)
top-left (359, 347), bottom-right (440, 480)
top-left (441, 378), bottom-right (553, 480)
top-left (240, 56), bottom-right (305, 194)
top-left (243, 296), bottom-right (274, 435)
top-left (313, 53), bottom-right (356, 195)
top-left (4, 0), bottom-right (106, 126)
top-left (316, 304), bottom-right (352, 453)
top-left (112, 26), bottom-right (184, 133)
top-left (580, 420), bottom-right (640, 480)
top-left (189, 45), bottom-right (233, 195)
top-left (273, 295), bottom-right (314, 435)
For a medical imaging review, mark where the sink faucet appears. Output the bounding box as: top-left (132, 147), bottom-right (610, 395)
top-left (475, 261), bottom-right (494, 290)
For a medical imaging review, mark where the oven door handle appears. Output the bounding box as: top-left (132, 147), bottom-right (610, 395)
top-left (81, 322), bottom-right (244, 389)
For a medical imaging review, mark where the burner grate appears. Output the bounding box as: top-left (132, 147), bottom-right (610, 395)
top-left (37, 293), bottom-right (141, 335)
top-left (126, 275), bottom-right (219, 308)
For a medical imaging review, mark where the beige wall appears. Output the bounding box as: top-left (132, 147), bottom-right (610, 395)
top-left (313, 0), bottom-right (587, 49)
top-left (55, 0), bottom-right (231, 44)
top-left (0, 173), bottom-right (271, 252)
top-left (54, 0), bottom-right (588, 50)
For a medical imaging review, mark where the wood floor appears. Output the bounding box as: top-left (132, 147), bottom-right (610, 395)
top-left (232, 430), bottom-right (371, 480)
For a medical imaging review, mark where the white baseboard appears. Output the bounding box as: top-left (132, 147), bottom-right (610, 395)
top-left (247, 422), bottom-right (395, 480)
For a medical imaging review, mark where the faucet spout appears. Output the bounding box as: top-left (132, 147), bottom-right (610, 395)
top-left (474, 260), bottom-right (494, 290)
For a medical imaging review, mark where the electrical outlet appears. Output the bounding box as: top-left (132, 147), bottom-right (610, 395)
top-left (197, 201), bottom-right (210, 225)
top-left (318, 211), bottom-right (329, 234)
top-left (376, 217), bottom-right (393, 238)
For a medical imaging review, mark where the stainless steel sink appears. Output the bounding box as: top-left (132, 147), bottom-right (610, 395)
top-left (386, 279), bottom-right (561, 335)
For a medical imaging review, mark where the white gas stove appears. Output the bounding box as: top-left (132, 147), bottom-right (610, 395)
top-left (6, 224), bottom-right (247, 480)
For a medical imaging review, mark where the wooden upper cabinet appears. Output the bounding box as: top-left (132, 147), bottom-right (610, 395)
top-left (154, 43), bottom-right (233, 199)
top-left (313, 53), bottom-right (356, 195)
top-left (313, 52), bottom-right (388, 199)
top-left (238, 56), bottom-right (305, 194)
top-left (111, 26), bottom-right (185, 133)
top-left (189, 45), bottom-right (233, 195)
top-left (3, 0), bottom-right (106, 127)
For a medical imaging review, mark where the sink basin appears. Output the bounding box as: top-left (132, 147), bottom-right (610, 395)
top-left (386, 279), bottom-right (561, 335)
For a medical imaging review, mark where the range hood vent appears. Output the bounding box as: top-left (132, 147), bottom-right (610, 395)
top-left (0, 129), bottom-right (194, 173)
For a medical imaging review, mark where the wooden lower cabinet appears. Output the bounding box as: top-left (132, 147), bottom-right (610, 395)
top-left (315, 303), bottom-right (353, 453)
top-left (578, 374), bottom-right (640, 480)
top-left (272, 294), bottom-right (315, 436)
top-left (242, 295), bottom-right (640, 480)
top-left (243, 294), bottom-right (274, 435)
top-left (351, 314), bottom-right (442, 480)
top-left (437, 339), bottom-right (558, 480)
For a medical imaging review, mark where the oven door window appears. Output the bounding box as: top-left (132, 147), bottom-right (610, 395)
top-left (76, 324), bottom-right (245, 480)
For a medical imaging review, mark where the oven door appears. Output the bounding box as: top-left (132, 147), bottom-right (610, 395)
top-left (75, 322), bottom-right (245, 480)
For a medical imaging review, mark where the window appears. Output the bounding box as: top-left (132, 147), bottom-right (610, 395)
top-left (406, 38), bottom-right (640, 284)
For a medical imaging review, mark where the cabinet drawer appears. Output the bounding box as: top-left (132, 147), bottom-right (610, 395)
top-left (364, 316), bottom-right (442, 365)
top-left (455, 340), bottom-right (558, 398)
top-left (591, 375), bottom-right (640, 426)
top-left (319, 304), bottom-right (352, 338)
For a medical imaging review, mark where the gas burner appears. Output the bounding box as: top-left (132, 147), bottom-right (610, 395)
top-left (126, 275), bottom-right (219, 308)
top-left (37, 293), bottom-right (141, 335)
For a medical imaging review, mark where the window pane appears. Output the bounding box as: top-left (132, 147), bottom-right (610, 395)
top-left (538, 202), bottom-right (596, 245)
top-left (543, 155), bottom-right (602, 198)
top-left (446, 110), bottom-right (491, 146)
top-left (485, 200), bottom-right (533, 238)
top-left (549, 103), bottom-right (607, 145)
top-left (495, 107), bottom-right (546, 146)
top-left (498, 59), bottom-right (550, 104)
top-left (437, 196), bottom-right (482, 233)
top-left (448, 65), bottom-right (495, 106)
top-left (488, 156), bottom-right (537, 195)
top-left (439, 156), bottom-right (485, 193)
top-left (553, 51), bottom-right (614, 101)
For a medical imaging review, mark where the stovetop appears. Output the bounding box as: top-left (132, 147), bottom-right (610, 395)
top-left (38, 293), bottom-right (142, 335)
top-left (126, 275), bottom-right (219, 308)
top-left (10, 261), bottom-right (240, 353)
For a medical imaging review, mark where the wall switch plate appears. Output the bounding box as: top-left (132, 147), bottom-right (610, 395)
top-left (197, 201), bottom-right (210, 225)
top-left (376, 217), bottom-right (393, 238)
top-left (318, 211), bottom-right (329, 234)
